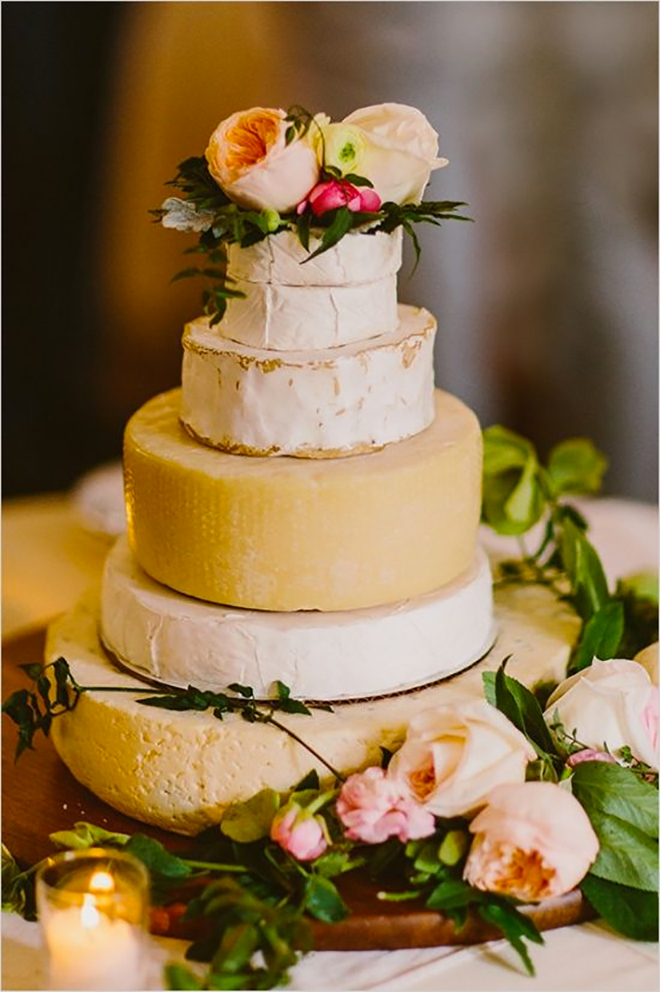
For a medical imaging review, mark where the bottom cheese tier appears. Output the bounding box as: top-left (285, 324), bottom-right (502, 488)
top-left (46, 579), bottom-right (580, 835)
top-left (100, 538), bottom-right (495, 700)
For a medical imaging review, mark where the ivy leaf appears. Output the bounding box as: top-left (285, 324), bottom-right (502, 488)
top-left (580, 874), bottom-right (659, 941)
top-left (220, 790), bottom-right (281, 843)
top-left (303, 875), bottom-right (349, 923)
top-left (568, 600), bottom-right (624, 674)
top-left (487, 662), bottom-right (556, 756)
top-left (2, 844), bottom-right (35, 919)
top-left (547, 439), bottom-right (608, 497)
top-left (481, 427), bottom-right (546, 535)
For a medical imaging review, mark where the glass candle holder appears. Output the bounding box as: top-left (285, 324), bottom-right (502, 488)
top-left (36, 848), bottom-right (150, 991)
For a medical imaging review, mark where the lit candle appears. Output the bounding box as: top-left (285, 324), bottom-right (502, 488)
top-left (37, 849), bottom-right (149, 992)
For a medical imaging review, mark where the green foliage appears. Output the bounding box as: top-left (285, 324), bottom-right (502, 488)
top-left (2, 657), bottom-right (81, 759)
top-left (481, 426), bottom-right (658, 675)
top-left (221, 791), bottom-right (281, 844)
top-left (50, 822), bottom-right (130, 850)
top-left (1, 844), bottom-right (36, 920)
top-left (580, 875), bottom-right (659, 942)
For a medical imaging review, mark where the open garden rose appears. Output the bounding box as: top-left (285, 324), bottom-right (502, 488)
top-left (544, 658), bottom-right (659, 769)
top-left (463, 782), bottom-right (599, 902)
top-left (387, 697), bottom-right (536, 818)
top-left (336, 766), bottom-right (435, 844)
top-left (335, 103), bottom-right (448, 204)
top-left (270, 801), bottom-right (328, 861)
top-left (205, 107), bottom-right (320, 213)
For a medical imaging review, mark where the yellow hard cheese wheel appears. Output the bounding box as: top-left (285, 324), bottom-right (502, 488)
top-left (124, 389), bottom-right (482, 611)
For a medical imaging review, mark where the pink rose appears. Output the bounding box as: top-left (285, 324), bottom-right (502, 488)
top-left (270, 803), bottom-right (328, 861)
top-left (566, 748), bottom-right (618, 768)
top-left (297, 179), bottom-right (381, 217)
top-left (205, 107), bottom-right (320, 213)
top-left (336, 766), bottom-right (435, 844)
top-left (463, 782), bottom-right (599, 902)
top-left (387, 697), bottom-right (535, 819)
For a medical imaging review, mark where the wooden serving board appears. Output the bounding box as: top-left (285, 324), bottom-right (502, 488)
top-left (2, 626), bottom-right (594, 950)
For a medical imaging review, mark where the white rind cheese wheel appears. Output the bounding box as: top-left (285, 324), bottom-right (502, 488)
top-left (47, 582), bottom-right (580, 835)
top-left (124, 388), bottom-right (483, 611)
top-left (100, 539), bottom-right (495, 700)
top-left (220, 229), bottom-right (403, 350)
top-left (181, 305), bottom-right (436, 457)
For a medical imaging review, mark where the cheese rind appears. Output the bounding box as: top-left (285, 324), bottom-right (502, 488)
top-left (124, 389), bottom-right (483, 611)
top-left (47, 582), bottom-right (579, 835)
top-left (101, 539), bottom-right (495, 699)
top-left (181, 305), bottom-right (436, 457)
top-left (219, 230), bottom-right (403, 350)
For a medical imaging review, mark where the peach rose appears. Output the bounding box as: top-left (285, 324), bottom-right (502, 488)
top-left (387, 697), bottom-right (536, 818)
top-left (545, 658), bottom-right (658, 769)
top-left (463, 782), bottom-right (599, 902)
top-left (205, 107), bottom-right (320, 213)
top-left (339, 103), bottom-right (448, 204)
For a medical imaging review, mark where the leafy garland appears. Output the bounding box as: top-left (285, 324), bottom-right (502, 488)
top-left (151, 107), bottom-right (469, 325)
top-left (2, 427), bottom-right (658, 989)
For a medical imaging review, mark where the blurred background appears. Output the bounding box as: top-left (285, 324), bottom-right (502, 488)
top-left (3, 1), bottom-right (658, 502)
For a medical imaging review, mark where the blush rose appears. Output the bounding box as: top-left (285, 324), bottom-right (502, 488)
top-left (463, 782), bottom-right (599, 902)
top-left (387, 696), bottom-right (536, 818)
top-left (270, 802), bottom-right (328, 861)
top-left (336, 766), bottom-right (435, 844)
top-left (205, 107), bottom-right (320, 213)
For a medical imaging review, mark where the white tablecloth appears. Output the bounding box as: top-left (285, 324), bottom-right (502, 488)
top-left (2, 489), bottom-right (658, 991)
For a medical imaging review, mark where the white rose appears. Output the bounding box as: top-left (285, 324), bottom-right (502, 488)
top-left (387, 696), bottom-right (536, 818)
top-left (545, 658), bottom-right (658, 769)
top-left (341, 103), bottom-right (448, 204)
top-left (205, 107), bottom-right (320, 213)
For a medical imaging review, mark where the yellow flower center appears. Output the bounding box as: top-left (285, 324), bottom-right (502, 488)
top-left (224, 111), bottom-right (282, 177)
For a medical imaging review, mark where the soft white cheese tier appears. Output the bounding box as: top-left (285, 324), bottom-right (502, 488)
top-left (47, 580), bottom-right (580, 835)
top-left (125, 388), bottom-right (482, 611)
top-left (181, 305), bottom-right (436, 457)
top-left (220, 229), bottom-right (402, 350)
top-left (100, 539), bottom-right (495, 700)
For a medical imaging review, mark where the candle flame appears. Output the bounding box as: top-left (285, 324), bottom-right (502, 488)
top-left (80, 894), bottom-right (101, 929)
top-left (90, 870), bottom-right (115, 894)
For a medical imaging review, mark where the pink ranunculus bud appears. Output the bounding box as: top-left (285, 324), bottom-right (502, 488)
top-left (566, 748), bottom-right (618, 768)
top-left (300, 179), bottom-right (381, 218)
top-left (336, 766), bottom-right (435, 845)
top-left (270, 803), bottom-right (328, 861)
top-left (463, 782), bottom-right (599, 903)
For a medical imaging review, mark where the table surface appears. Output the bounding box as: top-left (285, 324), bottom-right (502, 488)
top-left (2, 487), bottom-right (658, 991)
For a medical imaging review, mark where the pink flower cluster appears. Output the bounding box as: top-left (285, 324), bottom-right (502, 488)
top-left (297, 179), bottom-right (381, 218)
top-left (336, 766), bottom-right (435, 844)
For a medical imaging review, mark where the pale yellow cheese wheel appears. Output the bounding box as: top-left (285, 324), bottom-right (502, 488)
top-left (124, 389), bottom-right (482, 611)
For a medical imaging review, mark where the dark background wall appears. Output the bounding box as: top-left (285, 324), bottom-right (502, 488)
top-left (3, 2), bottom-right (658, 502)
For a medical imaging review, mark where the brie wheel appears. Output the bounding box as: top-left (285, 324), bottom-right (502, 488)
top-left (181, 305), bottom-right (436, 457)
top-left (101, 540), bottom-right (495, 700)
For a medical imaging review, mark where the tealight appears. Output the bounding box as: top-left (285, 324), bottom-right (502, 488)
top-left (36, 848), bottom-right (149, 991)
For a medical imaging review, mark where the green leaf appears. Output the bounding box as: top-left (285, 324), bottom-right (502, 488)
top-left (303, 875), bottom-right (349, 923)
top-left (124, 835), bottom-right (192, 879)
top-left (478, 900), bottom-right (543, 977)
top-left (587, 810), bottom-right (658, 891)
top-left (483, 425), bottom-right (535, 475)
top-left (293, 769), bottom-right (320, 792)
top-left (491, 663), bottom-right (556, 756)
top-left (50, 822), bottom-right (130, 850)
top-left (220, 790), bottom-right (281, 843)
top-left (211, 922), bottom-right (259, 975)
top-left (426, 877), bottom-right (477, 912)
top-left (1, 844), bottom-right (33, 917)
top-left (580, 874), bottom-right (659, 941)
top-left (164, 963), bottom-right (203, 990)
top-left (305, 207), bottom-right (354, 261)
top-left (559, 516), bottom-right (610, 620)
top-left (547, 439), bottom-right (607, 497)
top-left (568, 600), bottom-right (624, 673)
top-left (571, 762), bottom-right (658, 839)
top-left (618, 571), bottom-right (659, 605)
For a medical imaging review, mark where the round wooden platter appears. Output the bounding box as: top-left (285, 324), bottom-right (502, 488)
top-left (2, 626), bottom-right (594, 950)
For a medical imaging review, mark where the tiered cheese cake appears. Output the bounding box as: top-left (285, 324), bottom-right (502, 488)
top-left (46, 104), bottom-right (580, 834)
